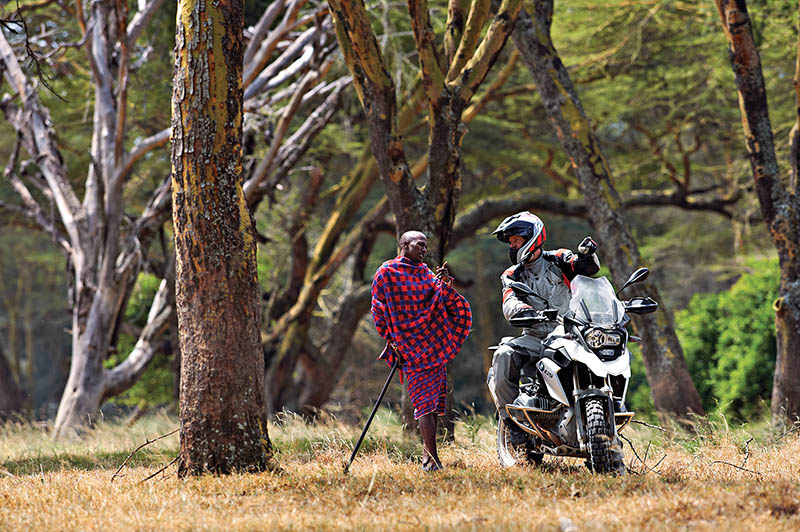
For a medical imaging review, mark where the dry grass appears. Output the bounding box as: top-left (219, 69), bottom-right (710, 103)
top-left (1, 411), bottom-right (799, 531)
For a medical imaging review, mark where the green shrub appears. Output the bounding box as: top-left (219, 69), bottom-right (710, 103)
top-left (626, 258), bottom-right (779, 422)
top-left (679, 258), bottom-right (779, 420)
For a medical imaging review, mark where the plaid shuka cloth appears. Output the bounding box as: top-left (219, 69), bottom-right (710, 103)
top-left (404, 364), bottom-right (448, 419)
top-left (371, 256), bottom-right (472, 372)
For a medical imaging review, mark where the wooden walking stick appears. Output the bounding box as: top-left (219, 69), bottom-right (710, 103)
top-left (344, 357), bottom-right (400, 474)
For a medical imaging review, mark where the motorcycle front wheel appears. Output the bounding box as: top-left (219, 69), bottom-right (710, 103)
top-left (585, 398), bottom-right (625, 474)
top-left (496, 416), bottom-right (544, 467)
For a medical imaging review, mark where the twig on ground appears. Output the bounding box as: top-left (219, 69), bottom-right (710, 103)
top-left (741, 436), bottom-right (753, 468)
top-left (631, 420), bottom-right (667, 432)
top-left (708, 459), bottom-right (762, 476)
top-left (708, 436), bottom-right (761, 476)
top-left (111, 427), bottom-right (179, 482)
top-left (139, 456), bottom-right (179, 484)
top-left (620, 433), bottom-right (664, 475)
top-left (772, 423), bottom-right (800, 444)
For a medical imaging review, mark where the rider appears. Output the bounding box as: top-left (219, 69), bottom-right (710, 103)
top-left (489, 211), bottom-right (600, 444)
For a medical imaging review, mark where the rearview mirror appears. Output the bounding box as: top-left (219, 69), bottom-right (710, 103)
top-left (616, 267), bottom-right (650, 295)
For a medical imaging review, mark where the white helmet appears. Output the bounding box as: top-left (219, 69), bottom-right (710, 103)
top-left (492, 211), bottom-right (546, 264)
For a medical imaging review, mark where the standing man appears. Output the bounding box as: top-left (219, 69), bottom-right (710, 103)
top-left (371, 231), bottom-right (472, 472)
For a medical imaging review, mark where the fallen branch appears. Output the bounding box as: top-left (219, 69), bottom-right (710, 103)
top-left (619, 433), bottom-right (665, 475)
top-left (139, 455), bottom-right (179, 484)
top-left (110, 427), bottom-right (179, 482)
top-left (708, 459), bottom-right (762, 476)
top-left (631, 419), bottom-right (667, 432)
top-left (708, 436), bottom-right (761, 476)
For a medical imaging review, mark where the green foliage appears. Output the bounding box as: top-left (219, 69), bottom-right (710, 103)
top-left (626, 258), bottom-right (779, 421)
top-left (105, 273), bottom-right (174, 407)
top-left (677, 258), bottom-right (779, 420)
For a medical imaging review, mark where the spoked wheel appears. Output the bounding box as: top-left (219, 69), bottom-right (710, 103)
top-left (585, 398), bottom-right (625, 475)
top-left (496, 416), bottom-right (544, 467)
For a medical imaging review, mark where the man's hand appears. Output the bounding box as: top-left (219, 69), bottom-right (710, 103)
top-left (578, 236), bottom-right (598, 256)
top-left (435, 261), bottom-right (454, 287)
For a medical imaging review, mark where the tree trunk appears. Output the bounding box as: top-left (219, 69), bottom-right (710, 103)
top-left (512, 1), bottom-right (704, 420)
top-left (714, 0), bottom-right (800, 425)
top-left (172, 0), bottom-right (274, 475)
top-left (0, 343), bottom-right (23, 420)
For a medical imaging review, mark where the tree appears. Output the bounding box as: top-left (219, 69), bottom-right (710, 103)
top-left (510, 0), bottom-right (704, 419)
top-left (714, 0), bottom-right (800, 425)
top-left (0, 342), bottom-right (23, 420)
top-left (327, 0), bottom-right (521, 260)
top-left (172, 0), bottom-right (273, 475)
top-left (0, 1), bottom-right (340, 436)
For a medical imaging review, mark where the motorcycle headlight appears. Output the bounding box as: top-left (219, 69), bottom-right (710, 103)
top-left (585, 328), bottom-right (622, 349)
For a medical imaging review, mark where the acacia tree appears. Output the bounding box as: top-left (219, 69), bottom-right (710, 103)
top-left (327, 0), bottom-right (521, 259)
top-left (172, 0), bottom-right (274, 474)
top-left (714, 0), bottom-right (800, 424)
top-left (0, 343), bottom-right (23, 420)
top-left (0, 1), bottom-right (340, 437)
top-left (510, 0), bottom-right (704, 419)
top-left (264, 52), bottom-right (526, 415)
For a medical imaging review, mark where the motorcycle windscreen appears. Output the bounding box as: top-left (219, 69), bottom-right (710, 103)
top-left (569, 276), bottom-right (626, 327)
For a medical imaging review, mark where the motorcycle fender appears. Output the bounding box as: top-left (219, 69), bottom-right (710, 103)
top-left (548, 339), bottom-right (631, 378)
top-left (537, 358), bottom-right (570, 406)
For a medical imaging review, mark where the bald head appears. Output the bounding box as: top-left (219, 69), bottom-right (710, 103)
top-left (399, 231), bottom-right (428, 263)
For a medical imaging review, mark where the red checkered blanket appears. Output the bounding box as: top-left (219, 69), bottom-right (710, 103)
top-left (371, 256), bottom-right (472, 372)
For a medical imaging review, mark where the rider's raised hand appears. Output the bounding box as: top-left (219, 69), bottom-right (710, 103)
top-left (578, 236), bottom-right (598, 256)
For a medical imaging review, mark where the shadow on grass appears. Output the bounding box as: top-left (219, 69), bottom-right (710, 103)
top-left (274, 434), bottom-right (420, 464)
top-left (1, 448), bottom-right (177, 476)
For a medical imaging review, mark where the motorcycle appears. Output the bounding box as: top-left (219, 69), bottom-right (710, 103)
top-left (487, 268), bottom-right (658, 473)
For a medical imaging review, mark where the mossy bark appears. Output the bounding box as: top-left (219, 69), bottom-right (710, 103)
top-left (715, 0), bottom-right (800, 425)
top-left (172, 0), bottom-right (273, 474)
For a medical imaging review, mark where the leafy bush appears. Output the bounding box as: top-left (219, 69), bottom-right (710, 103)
top-left (626, 258), bottom-right (779, 421)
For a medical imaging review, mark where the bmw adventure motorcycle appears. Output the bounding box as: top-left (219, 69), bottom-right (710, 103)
top-left (487, 268), bottom-right (658, 473)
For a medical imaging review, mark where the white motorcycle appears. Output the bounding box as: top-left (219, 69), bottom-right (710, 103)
top-left (488, 268), bottom-right (658, 473)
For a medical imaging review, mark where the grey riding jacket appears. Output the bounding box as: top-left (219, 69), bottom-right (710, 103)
top-left (501, 249), bottom-right (600, 338)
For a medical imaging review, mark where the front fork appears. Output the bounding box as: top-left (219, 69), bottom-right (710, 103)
top-left (572, 372), bottom-right (618, 452)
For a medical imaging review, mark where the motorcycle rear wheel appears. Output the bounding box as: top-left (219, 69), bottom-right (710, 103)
top-left (496, 416), bottom-right (544, 467)
top-left (585, 398), bottom-right (625, 474)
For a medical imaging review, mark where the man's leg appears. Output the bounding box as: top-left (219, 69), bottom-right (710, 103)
top-left (419, 413), bottom-right (441, 471)
top-left (491, 346), bottom-right (523, 419)
top-left (405, 365), bottom-right (447, 472)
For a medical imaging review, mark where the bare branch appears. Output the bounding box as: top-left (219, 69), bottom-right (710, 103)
top-left (244, 0), bottom-right (287, 65)
top-left (103, 276), bottom-right (173, 398)
top-left (444, 0), bottom-right (469, 65)
top-left (111, 427), bottom-right (179, 482)
top-left (446, 0), bottom-right (490, 84)
top-left (117, 128), bottom-right (171, 183)
top-left (407, 0), bottom-right (445, 101)
top-left (0, 31), bottom-right (82, 244)
top-left (244, 57), bottom-right (334, 201)
top-left (4, 134), bottom-right (71, 254)
top-left (126, 0), bottom-right (167, 45)
top-left (449, 0), bottom-right (521, 102)
top-left (244, 12), bottom-right (329, 95)
top-left (261, 78), bottom-right (346, 192)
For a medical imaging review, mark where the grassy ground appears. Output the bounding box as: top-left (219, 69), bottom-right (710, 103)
top-left (1, 410), bottom-right (799, 531)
